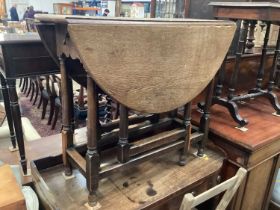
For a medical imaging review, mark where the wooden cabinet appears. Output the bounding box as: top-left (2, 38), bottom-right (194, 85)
top-left (193, 95), bottom-right (280, 210)
top-left (53, 3), bottom-right (73, 15)
top-left (0, 0), bottom-right (6, 18)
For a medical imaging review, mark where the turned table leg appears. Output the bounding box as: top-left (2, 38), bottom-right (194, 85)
top-left (245, 20), bottom-right (257, 54)
top-left (215, 56), bottom-right (227, 98)
top-left (198, 79), bottom-right (215, 157)
top-left (255, 22), bottom-right (271, 90)
top-left (228, 20), bottom-right (249, 100)
top-left (60, 56), bottom-right (74, 176)
top-left (268, 28), bottom-right (280, 92)
top-left (179, 102), bottom-right (191, 166)
top-left (7, 79), bottom-right (27, 174)
top-left (213, 20), bottom-right (249, 127)
top-left (86, 76), bottom-right (100, 207)
top-left (117, 104), bottom-right (129, 163)
top-left (0, 74), bottom-right (16, 149)
top-left (266, 28), bottom-right (280, 114)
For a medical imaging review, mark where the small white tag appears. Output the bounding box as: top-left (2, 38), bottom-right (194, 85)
top-left (238, 101), bottom-right (246, 104)
top-left (272, 112), bottom-right (280, 117)
top-left (8, 146), bottom-right (18, 152)
top-left (235, 126), bottom-right (248, 132)
top-left (84, 202), bottom-right (102, 210)
top-left (22, 168), bottom-right (31, 177)
top-left (62, 172), bottom-right (75, 180)
top-left (193, 152), bottom-right (209, 160)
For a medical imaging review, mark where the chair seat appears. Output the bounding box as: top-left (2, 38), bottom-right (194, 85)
top-left (272, 169), bottom-right (280, 205)
top-left (21, 117), bottom-right (41, 141)
top-left (55, 97), bottom-right (61, 106)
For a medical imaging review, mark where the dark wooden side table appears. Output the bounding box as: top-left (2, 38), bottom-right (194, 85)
top-left (205, 2), bottom-right (280, 127)
top-left (0, 33), bottom-right (58, 174)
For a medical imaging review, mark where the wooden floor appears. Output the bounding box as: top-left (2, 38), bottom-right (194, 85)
top-left (0, 126), bottom-right (87, 184)
top-left (36, 147), bottom-right (223, 210)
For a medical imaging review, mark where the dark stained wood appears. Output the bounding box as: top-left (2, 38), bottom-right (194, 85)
top-left (245, 21), bottom-right (257, 54)
top-left (255, 22), bottom-right (271, 90)
top-left (268, 28), bottom-right (280, 91)
top-left (198, 80), bottom-right (215, 156)
top-left (35, 23), bottom-right (59, 65)
top-left (270, 201), bottom-right (280, 210)
top-left (60, 56), bottom-right (74, 176)
top-left (205, 2), bottom-right (280, 127)
top-left (150, 0), bottom-right (156, 18)
top-left (184, 0), bottom-right (191, 18)
top-left (0, 74), bottom-right (16, 148)
top-left (6, 79), bottom-right (27, 174)
top-left (67, 148), bottom-right (86, 176)
top-left (86, 76), bottom-right (100, 206)
top-left (118, 104), bottom-right (129, 163)
top-left (209, 2), bottom-right (280, 23)
top-left (0, 33), bottom-right (58, 174)
top-left (129, 128), bottom-right (186, 157)
top-left (179, 102), bottom-right (192, 166)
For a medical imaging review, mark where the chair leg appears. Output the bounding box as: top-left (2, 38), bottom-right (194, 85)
top-left (33, 82), bottom-right (39, 105)
top-left (26, 79), bottom-right (32, 97)
top-left (30, 82), bottom-right (35, 101)
top-left (23, 78), bottom-right (29, 94)
top-left (19, 78), bottom-right (23, 88)
top-left (37, 93), bottom-right (43, 109)
top-left (41, 98), bottom-right (48, 120)
top-left (21, 78), bottom-right (26, 92)
top-left (51, 105), bottom-right (60, 130)
top-left (48, 97), bottom-right (55, 125)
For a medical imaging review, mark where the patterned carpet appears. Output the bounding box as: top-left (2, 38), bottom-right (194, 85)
top-left (19, 92), bottom-right (62, 137)
top-left (19, 92), bottom-right (87, 138)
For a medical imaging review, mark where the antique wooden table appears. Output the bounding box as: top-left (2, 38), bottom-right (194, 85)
top-left (0, 33), bottom-right (58, 174)
top-left (206, 2), bottom-right (280, 127)
top-left (35, 15), bottom-right (235, 207)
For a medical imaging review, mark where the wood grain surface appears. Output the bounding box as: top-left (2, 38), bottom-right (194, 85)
top-left (68, 21), bottom-right (235, 113)
top-left (0, 104), bottom-right (5, 126)
top-left (0, 164), bottom-right (26, 210)
top-left (38, 147), bottom-right (223, 210)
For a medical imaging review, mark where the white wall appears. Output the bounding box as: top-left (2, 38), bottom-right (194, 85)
top-left (6, 0), bottom-right (73, 18)
top-left (6, 0), bottom-right (29, 19)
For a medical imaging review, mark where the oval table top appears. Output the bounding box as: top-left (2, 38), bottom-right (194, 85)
top-left (35, 15), bottom-right (236, 113)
